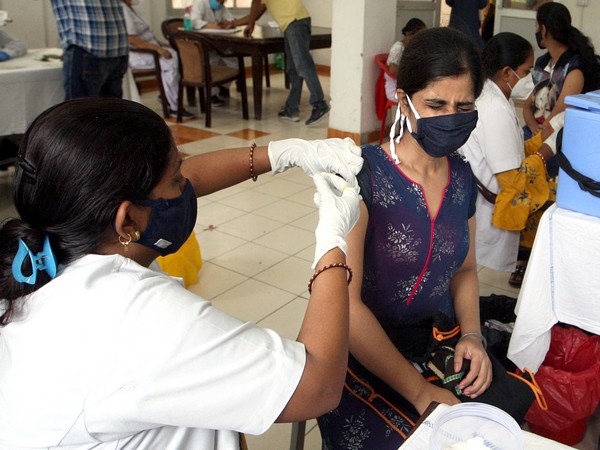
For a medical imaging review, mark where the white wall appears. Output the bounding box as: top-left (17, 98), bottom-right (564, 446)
top-left (329, 0), bottom-right (396, 139)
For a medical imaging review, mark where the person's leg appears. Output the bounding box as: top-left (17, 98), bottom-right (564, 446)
top-left (284, 18), bottom-right (325, 109)
top-left (100, 56), bottom-right (128, 98)
top-left (283, 25), bottom-right (303, 116)
top-left (62, 45), bottom-right (104, 99)
top-left (159, 48), bottom-right (181, 111)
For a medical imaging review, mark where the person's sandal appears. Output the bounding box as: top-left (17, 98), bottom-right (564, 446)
top-left (509, 262), bottom-right (527, 287)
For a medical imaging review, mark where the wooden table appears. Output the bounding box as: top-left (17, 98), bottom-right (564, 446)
top-left (198, 26), bottom-right (332, 120)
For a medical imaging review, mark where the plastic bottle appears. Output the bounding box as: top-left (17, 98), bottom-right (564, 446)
top-left (274, 53), bottom-right (284, 71)
top-left (183, 12), bottom-right (192, 31)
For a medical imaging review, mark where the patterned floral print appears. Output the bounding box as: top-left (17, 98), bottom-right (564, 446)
top-left (318, 145), bottom-right (477, 449)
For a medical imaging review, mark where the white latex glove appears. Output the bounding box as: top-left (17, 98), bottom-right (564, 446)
top-left (544, 112), bottom-right (565, 155)
top-left (268, 138), bottom-right (363, 190)
top-left (312, 172), bottom-right (360, 269)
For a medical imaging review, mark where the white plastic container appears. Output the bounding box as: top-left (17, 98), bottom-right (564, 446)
top-left (429, 403), bottom-right (524, 450)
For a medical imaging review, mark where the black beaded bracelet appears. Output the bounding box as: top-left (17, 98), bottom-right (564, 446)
top-left (249, 143), bottom-right (258, 182)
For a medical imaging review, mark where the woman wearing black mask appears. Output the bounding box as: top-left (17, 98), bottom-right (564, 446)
top-left (523, 2), bottom-right (600, 141)
top-left (317, 27), bottom-right (537, 450)
top-left (0, 98), bottom-right (363, 449)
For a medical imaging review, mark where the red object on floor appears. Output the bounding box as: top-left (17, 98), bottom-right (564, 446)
top-left (524, 325), bottom-right (600, 446)
top-left (529, 417), bottom-right (589, 446)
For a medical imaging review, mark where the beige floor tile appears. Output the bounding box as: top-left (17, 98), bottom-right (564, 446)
top-left (253, 199), bottom-right (315, 225)
top-left (211, 241), bottom-right (288, 277)
top-left (195, 229), bottom-right (247, 261)
top-left (294, 243), bottom-right (315, 264)
top-left (253, 177), bottom-right (311, 199)
top-left (287, 187), bottom-right (318, 208)
top-left (291, 211), bottom-right (319, 232)
top-left (211, 278), bottom-right (295, 323)
top-left (217, 213), bottom-right (284, 241)
top-left (187, 262), bottom-right (246, 300)
top-left (254, 226), bottom-right (315, 256)
top-left (219, 189), bottom-right (279, 213)
top-left (478, 267), bottom-right (521, 297)
top-left (278, 167), bottom-right (317, 187)
top-left (257, 296), bottom-right (308, 340)
top-left (254, 256), bottom-right (314, 296)
top-left (195, 202), bottom-right (246, 228)
top-left (245, 422), bottom-right (295, 450)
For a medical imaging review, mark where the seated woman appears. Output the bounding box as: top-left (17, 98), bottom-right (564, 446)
top-left (317, 27), bottom-right (535, 450)
top-left (384, 18), bottom-right (425, 103)
top-left (121, 0), bottom-right (194, 118)
top-left (0, 97), bottom-right (364, 448)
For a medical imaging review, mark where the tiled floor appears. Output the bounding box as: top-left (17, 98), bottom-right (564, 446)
top-left (1, 72), bottom-right (597, 450)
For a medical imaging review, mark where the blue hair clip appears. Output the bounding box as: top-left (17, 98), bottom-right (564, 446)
top-left (12, 236), bottom-right (58, 285)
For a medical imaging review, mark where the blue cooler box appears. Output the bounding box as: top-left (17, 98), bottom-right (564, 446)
top-left (556, 90), bottom-right (600, 217)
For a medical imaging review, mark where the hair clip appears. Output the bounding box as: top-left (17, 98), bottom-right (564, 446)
top-left (17, 152), bottom-right (37, 184)
top-left (12, 236), bottom-right (58, 285)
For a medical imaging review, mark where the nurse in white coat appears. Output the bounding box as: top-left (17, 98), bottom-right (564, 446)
top-left (458, 32), bottom-right (534, 272)
top-left (0, 98), bottom-right (363, 449)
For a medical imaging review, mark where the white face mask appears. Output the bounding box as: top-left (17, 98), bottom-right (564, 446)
top-left (510, 73), bottom-right (534, 101)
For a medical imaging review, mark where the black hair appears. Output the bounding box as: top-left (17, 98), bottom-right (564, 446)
top-left (397, 27), bottom-right (484, 98)
top-left (482, 32), bottom-right (533, 79)
top-left (0, 98), bottom-right (173, 324)
top-left (537, 2), bottom-right (600, 93)
top-left (402, 18), bottom-right (426, 36)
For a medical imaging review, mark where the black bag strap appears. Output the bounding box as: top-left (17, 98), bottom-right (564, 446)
top-left (474, 176), bottom-right (497, 204)
top-left (556, 150), bottom-right (600, 198)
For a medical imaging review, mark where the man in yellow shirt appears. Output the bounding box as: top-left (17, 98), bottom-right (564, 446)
top-left (244, 0), bottom-right (329, 126)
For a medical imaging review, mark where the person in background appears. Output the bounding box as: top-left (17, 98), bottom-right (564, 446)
top-left (523, 2), bottom-right (600, 141)
top-left (244, 0), bottom-right (330, 126)
top-left (518, 2), bottom-right (600, 285)
top-left (0, 97), bottom-right (364, 449)
top-left (190, 0), bottom-right (251, 106)
top-left (480, 0), bottom-right (495, 42)
top-left (317, 27), bottom-right (535, 450)
top-left (0, 24), bottom-right (26, 62)
top-left (50, 0), bottom-right (129, 99)
top-left (384, 18), bottom-right (426, 103)
top-left (0, 13), bottom-right (27, 169)
top-left (121, 0), bottom-right (194, 118)
top-left (445, 0), bottom-right (488, 49)
top-left (457, 32), bottom-right (550, 274)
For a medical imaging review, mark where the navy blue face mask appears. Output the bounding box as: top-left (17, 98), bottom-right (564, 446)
top-left (405, 95), bottom-right (478, 158)
top-left (136, 180), bottom-right (197, 256)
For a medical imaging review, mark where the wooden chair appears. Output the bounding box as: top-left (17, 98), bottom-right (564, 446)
top-left (162, 17), bottom-right (271, 90)
top-left (374, 53), bottom-right (398, 144)
top-left (169, 31), bottom-right (248, 127)
top-left (130, 47), bottom-right (170, 118)
top-left (161, 18), bottom-right (198, 106)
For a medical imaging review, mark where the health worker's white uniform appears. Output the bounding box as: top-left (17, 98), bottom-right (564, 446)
top-left (458, 79), bottom-right (524, 272)
top-left (0, 254), bottom-right (305, 449)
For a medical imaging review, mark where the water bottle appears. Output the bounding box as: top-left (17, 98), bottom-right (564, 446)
top-left (274, 53), bottom-right (284, 71)
top-left (183, 12), bottom-right (192, 31)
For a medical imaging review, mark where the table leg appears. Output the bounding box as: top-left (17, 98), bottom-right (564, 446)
top-left (251, 53), bottom-right (264, 120)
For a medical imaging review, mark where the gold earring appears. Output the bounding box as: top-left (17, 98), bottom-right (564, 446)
top-left (133, 230), bottom-right (141, 241)
top-left (118, 233), bottom-right (132, 251)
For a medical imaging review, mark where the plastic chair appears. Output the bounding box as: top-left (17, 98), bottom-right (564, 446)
top-left (169, 31), bottom-right (248, 127)
top-left (374, 53), bottom-right (398, 144)
top-left (130, 47), bottom-right (170, 118)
